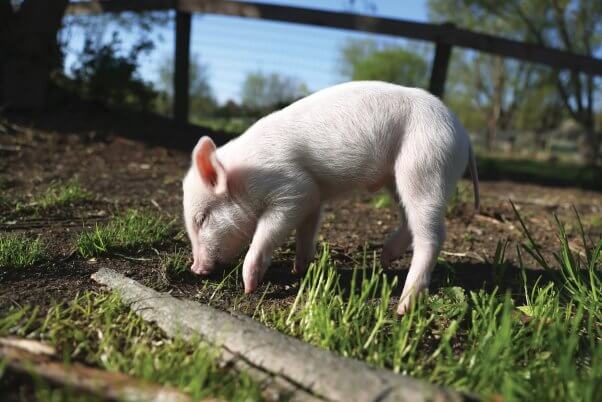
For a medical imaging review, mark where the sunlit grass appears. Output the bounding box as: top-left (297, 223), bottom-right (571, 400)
top-left (0, 233), bottom-right (45, 270)
top-left (17, 178), bottom-right (92, 212)
top-left (76, 210), bottom-right (173, 258)
top-left (0, 292), bottom-right (263, 401)
top-left (259, 206), bottom-right (601, 401)
top-left (161, 248), bottom-right (191, 281)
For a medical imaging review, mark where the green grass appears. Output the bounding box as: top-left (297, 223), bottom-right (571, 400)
top-left (371, 191), bottom-right (393, 209)
top-left (0, 233), bottom-right (45, 269)
top-left (77, 210), bottom-right (173, 258)
top-left (477, 154), bottom-right (601, 190)
top-left (161, 248), bottom-right (191, 281)
top-left (17, 178), bottom-right (92, 212)
top-left (0, 292), bottom-right (263, 401)
top-left (193, 117), bottom-right (255, 135)
top-left (259, 209), bottom-right (601, 401)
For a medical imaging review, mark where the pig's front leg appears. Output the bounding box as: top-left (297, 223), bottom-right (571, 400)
top-left (243, 208), bottom-right (298, 294)
top-left (292, 208), bottom-right (322, 275)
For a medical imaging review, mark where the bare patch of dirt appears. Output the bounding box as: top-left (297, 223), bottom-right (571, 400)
top-left (1, 110), bottom-right (601, 316)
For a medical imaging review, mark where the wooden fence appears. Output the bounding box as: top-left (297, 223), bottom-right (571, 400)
top-left (67, 0), bottom-right (602, 123)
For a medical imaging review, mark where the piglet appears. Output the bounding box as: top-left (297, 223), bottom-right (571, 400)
top-left (183, 81), bottom-right (479, 314)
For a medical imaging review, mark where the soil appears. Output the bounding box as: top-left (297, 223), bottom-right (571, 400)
top-left (1, 107), bottom-right (602, 318)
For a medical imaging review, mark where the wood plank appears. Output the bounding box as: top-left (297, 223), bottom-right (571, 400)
top-left (67, 0), bottom-right (602, 76)
top-left (66, 0), bottom-right (175, 14)
top-left (174, 10), bottom-right (191, 123)
top-left (429, 42), bottom-right (452, 98)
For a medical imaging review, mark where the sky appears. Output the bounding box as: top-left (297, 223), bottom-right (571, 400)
top-left (63, 0), bottom-right (430, 104)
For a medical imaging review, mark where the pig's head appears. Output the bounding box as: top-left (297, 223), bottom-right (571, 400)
top-left (183, 136), bottom-right (255, 275)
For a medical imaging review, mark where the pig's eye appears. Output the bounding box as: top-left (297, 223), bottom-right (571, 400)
top-left (197, 212), bottom-right (208, 227)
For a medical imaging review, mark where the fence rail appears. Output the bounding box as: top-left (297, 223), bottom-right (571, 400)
top-left (67, 0), bottom-right (602, 123)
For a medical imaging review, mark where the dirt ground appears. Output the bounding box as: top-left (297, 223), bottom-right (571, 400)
top-left (1, 109), bottom-right (601, 316)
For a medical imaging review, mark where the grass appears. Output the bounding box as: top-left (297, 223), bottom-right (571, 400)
top-left (76, 209), bottom-right (174, 258)
top-left (161, 248), bottom-right (191, 281)
top-left (16, 178), bottom-right (92, 212)
top-left (258, 208), bottom-right (601, 401)
top-left (0, 233), bottom-right (45, 270)
top-left (371, 190), bottom-right (393, 209)
top-left (477, 154), bottom-right (601, 190)
top-left (0, 291), bottom-right (263, 401)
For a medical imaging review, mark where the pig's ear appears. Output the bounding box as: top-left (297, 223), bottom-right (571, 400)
top-left (193, 136), bottom-right (227, 195)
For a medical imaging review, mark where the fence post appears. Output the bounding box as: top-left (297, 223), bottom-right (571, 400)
top-left (429, 42), bottom-right (452, 99)
top-left (174, 10), bottom-right (191, 123)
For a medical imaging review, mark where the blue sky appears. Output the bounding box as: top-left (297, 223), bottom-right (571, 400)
top-left (64, 0), bottom-right (430, 103)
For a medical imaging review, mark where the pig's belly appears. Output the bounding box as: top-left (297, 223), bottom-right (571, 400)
top-left (313, 166), bottom-right (394, 201)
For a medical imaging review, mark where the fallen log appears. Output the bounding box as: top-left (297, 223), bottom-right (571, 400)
top-left (92, 267), bottom-right (478, 402)
top-left (0, 338), bottom-right (207, 402)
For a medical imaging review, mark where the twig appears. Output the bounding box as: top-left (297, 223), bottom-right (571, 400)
top-left (151, 199), bottom-right (163, 212)
top-left (0, 339), bottom-right (201, 402)
top-left (112, 253), bottom-right (154, 262)
top-left (441, 250), bottom-right (487, 262)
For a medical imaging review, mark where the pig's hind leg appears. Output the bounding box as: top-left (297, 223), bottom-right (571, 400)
top-left (380, 183), bottom-right (412, 268)
top-left (293, 208), bottom-right (322, 275)
top-left (394, 164), bottom-right (449, 315)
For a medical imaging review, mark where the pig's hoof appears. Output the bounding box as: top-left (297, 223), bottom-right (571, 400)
top-left (396, 292), bottom-right (416, 315)
top-left (244, 280), bottom-right (258, 294)
top-left (292, 259), bottom-right (308, 275)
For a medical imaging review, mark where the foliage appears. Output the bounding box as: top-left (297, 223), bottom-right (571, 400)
top-left (69, 32), bottom-right (157, 111)
top-left (340, 39), bottom-right (428, 88)
top-left (77, 210), bottom-right (173, 258)
top-left (241, 71), bottom-right (309, 113)
top-left (155, 55), bottom-right (217, 119)
top-left (0, 233), bottom-right (45, 270)
top-left (0, 292), bottom-right (263, 401)
top-left (428, 0), bottom-right (601, 162)
top-left (476, 154), bottom-right (601, 189)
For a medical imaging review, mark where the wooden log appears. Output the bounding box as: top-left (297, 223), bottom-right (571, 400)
top-left (92, 267), bottom-right (477, 402)
top-left (0, 339), bottom-right (203, 402)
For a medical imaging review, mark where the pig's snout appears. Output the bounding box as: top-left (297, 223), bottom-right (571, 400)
top-left (190, 253), bottom-right (214, 275)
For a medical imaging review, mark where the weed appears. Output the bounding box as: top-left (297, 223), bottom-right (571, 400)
top-left (372, 191), bottom-right (393, 209)
top-left (0, 292), bottom-right (263, 401)
top-left (446, 181), bottom-right (470, 217)
top-left (77, 210), bottom-right (173, 258)
top-left (0, 233), bottom-right (45, 270)
top-left (161, 248), bottom-right (190, 281)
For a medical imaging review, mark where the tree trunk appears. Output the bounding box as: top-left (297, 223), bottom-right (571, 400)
top-left (1, 0), bottom-right (68, 110)
top-left (579, 124), bottom-right (600, 166)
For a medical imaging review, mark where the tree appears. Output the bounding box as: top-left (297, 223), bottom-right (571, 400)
top-left (430, 0), bottom-right (602, 163)
top-left (241, 72), bottom-right (309, 112)
top-left (155, 55), bottom-right (216, 119)
top-left (1, 0), bottom-right (68, 109)
top-left (428, 0), bottom-right (550, 150)
top-left (339, 39), bottom-right (429, 88)
top-left (68, 32), bottom-right (157, 112)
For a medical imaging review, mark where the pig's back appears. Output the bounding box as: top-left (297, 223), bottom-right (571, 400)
top-left (223, 81), bottom-right (463, 198)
